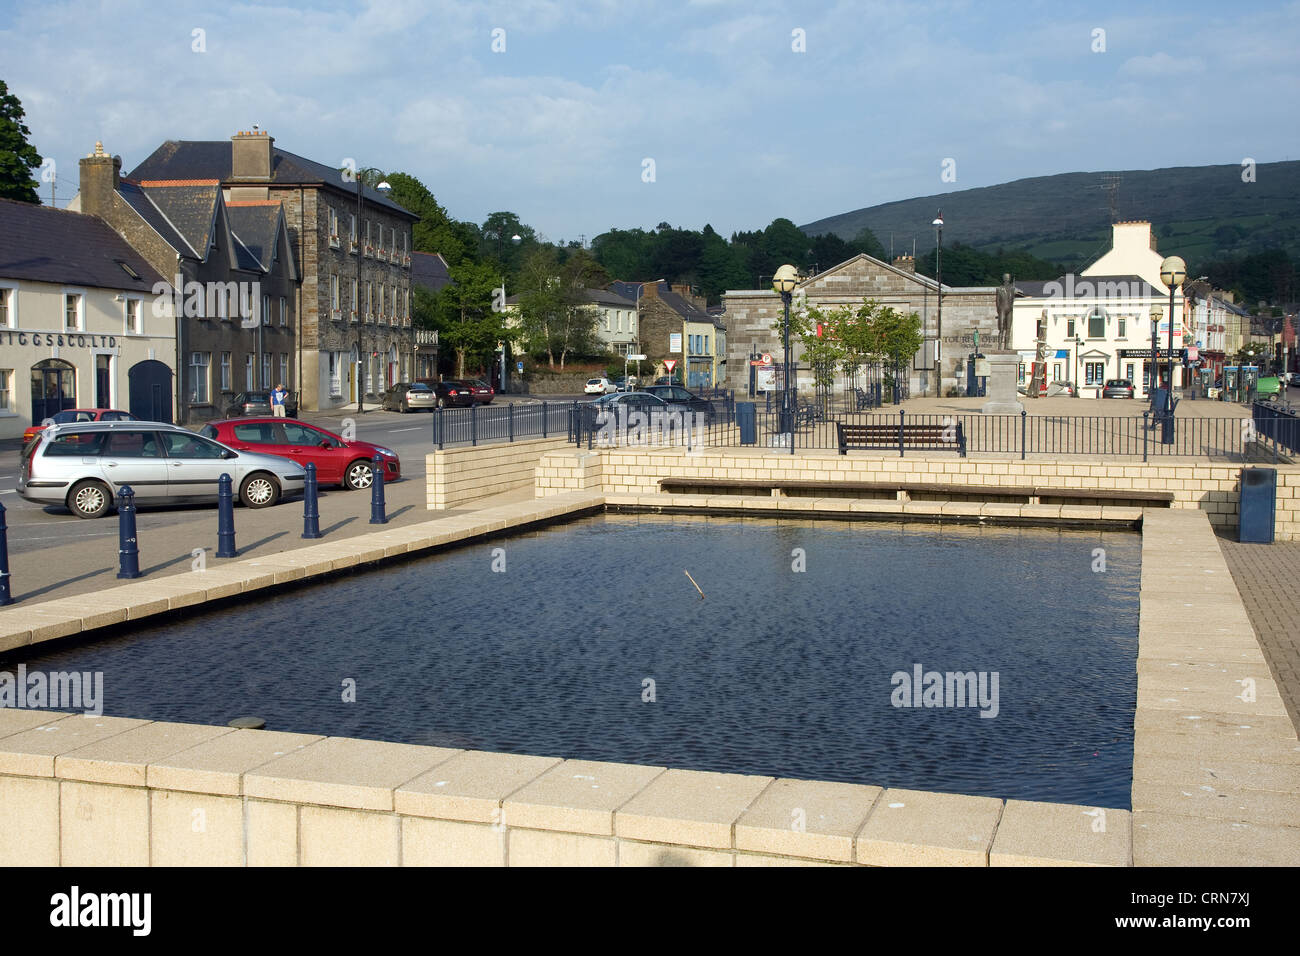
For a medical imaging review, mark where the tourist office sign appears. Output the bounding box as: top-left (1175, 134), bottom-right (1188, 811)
top-left (2, 331), bottom-right (121, 349)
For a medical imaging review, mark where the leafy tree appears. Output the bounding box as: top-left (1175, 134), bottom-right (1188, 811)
top-left (480, 211), bottom-right (537, 273)
top-left (384, 171), bottom-right (478, 266)
top-left (426, 260), bottom-right (504, 379)
top-left (0, 80), bottom-right (42, 203)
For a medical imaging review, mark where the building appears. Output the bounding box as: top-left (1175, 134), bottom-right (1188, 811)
top-left (626, 281), bottom-right (726, 386)
top-left (584, 288), bottom-right (638, 356)
top-left (71, 141), bottom-right (298, 423)
top-left (1010, 222), bottom-right (1187, 398)
top-left (127, 131), bottom-right (418, 410)
top-left (723, 254), bottom-right (996, 396)
top-left (0, 197), bottom-right (173, 440)
top-left (410, 251), bottom-right (452, 379)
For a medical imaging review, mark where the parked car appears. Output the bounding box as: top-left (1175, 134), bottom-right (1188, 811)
top-left (639, 384), bottom-right (717, 421)
top-left (463, 379), bottom-right (495, 404)
top-left (576, 391), bottom-right (671, 430)
top-left (18, 421), bottom-right (305, 518)
top-left (1101, 379), bottom-right (1136, 399)
top-left (22, 408), bottom-right (137, 447)
top-left (381, 382), bottom-right (436, 413)
top-left (417, 379), bottom-right (476, 408)
top-left (224, 390), bottom-right (299, 418)
top-left (199, 418), bottom-right (399, 490)
top-left (585, 377), bottom-right (617, 395)
top-left (1045, 380), bottom-right (1074, 397)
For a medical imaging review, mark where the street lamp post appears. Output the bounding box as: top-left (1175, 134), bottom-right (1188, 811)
top-left (1074, 335), bottom-right (1084, 398)
top-left (354, 170), bottom-right (392, 413)
top-left (1149, 309), bottom-right (1162, 413)
top-left (933, 211), bottom-right (944, 396)
top-left (772, 264), bottom-right (799, 452)
top-left (1159, 255), bottom-right (1186, 444)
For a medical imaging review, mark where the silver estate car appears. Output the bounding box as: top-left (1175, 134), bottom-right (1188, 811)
top-left (18, 421), bottom-right (307, 518)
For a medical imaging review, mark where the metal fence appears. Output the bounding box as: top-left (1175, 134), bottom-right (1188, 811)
top-left (570, 402), bottom-right (1300, 463)
top-left (432, 401), bottom-right (578, 449)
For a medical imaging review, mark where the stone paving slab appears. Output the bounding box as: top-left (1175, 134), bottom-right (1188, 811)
top-left (615, 769), bottom-right (774, 850)
top-left (1132, 812), bottom-right (1300, 866)
top-left (989, 800), bottom-right (1131, 867)
top-left (855, 788), bottom-right (1003, 866)
top-left (502, 759), bottom-right (666, 836)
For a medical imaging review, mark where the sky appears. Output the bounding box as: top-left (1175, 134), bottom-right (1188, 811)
top-left (3, 0), bottom-right (1298, 244)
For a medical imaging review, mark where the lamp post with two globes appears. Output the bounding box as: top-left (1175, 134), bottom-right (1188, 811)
top-left (772, 264), bottom-right (800, 451)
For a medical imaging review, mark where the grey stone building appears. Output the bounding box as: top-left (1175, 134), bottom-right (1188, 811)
top-left (722, 253), bottom-right (998, 396)
top-left (72, 142), bottom-right (298, 423)
top-left (128, 131), bottom-right (418, 411)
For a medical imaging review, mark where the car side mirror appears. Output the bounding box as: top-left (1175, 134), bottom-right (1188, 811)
top-left (221, 450), bottom-right (236, 459)
top-left (320, 440), bottom-right (332, 448)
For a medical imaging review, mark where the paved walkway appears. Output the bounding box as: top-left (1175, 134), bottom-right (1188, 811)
top-left (1217, 532), bottom-right (1300, 736)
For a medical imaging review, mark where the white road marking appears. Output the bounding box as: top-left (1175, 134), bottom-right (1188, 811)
top-left (0, 489), bottom-right (14, 495)
top-left (389, 427), bottom-right (421, 433)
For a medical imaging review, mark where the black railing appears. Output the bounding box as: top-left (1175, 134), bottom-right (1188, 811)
top-left (432, 401), bottom-right (578, 450)
top-left (568, 404), bottom-right (1298, 462)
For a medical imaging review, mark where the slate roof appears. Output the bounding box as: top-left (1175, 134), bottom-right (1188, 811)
top-left (410, 251), bottom-right (453, 293)
top-left (129, 140), bottom-right (415, 218)
top-left (583, 288), bottom-right (635, 308)
top-left (118, 179), bottom-right (196, 257)
top-left (0, 198), bottom-right (165, 292)
top-left (136, 181), bottom-right (222, 258)
top-left (226, 203), bottom-right (282, 271)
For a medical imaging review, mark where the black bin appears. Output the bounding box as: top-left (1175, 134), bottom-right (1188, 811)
top-left (736, 401), bottom-right (757, 445)
top-left (1239, 467), bottom-right (1276, 543)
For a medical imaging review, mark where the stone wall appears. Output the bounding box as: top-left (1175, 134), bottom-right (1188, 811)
top-left (536, 448), bottom-right (1300, 540)
top-left (427, 438), bottom-right (573, 509)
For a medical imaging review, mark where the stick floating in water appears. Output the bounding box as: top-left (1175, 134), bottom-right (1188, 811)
top-left (684, 569), bottom-right (705, 600)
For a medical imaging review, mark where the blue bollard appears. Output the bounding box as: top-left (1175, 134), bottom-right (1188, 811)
top-left (0, 500), bottom-right (13, 605)
top-left (216, 473), bottom-right (237, 557)
top-left (369, 453), bottom-right (388, 524)
top-left (116, 485), bottom-right (141, 579)
top-left (302, 462), bottom-right (322, 539)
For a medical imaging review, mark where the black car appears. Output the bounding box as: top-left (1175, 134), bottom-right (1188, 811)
top-left (417, 379), bottom-right (476, 408)
top-left (1101, 379), bottom-right (1136, 399)
top-left (639, 384), bottom-right (716, 421)
top-left (224, 390), bottom-right (299, 418)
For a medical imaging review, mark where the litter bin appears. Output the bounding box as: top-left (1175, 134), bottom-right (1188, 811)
top-left (1239, 467), bottom-right (1276, 543)
top-left (736, 401), bottom-right (757, 445)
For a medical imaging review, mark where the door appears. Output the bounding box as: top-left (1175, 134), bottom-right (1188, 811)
top-left (279, 421), bottom-right (350, 484)
top-left (127, 360), bottom-right (173, 423)
top-left (30, 359), bottom-right (76, 423)
top-left (159, 430), bottom-right (235, 500)
top-left (97, 429), bottom-right (169, 500)
top-left (96, 355), bottom-right (112, 408)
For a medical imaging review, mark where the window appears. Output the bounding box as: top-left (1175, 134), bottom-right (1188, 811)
top-left (329, 353), bottom-right (342, 397)
top-left (1087, 308), bottom-right (1105, 339)
top-left (279, 296), bottom-right (287, 326)
top-left (190, 352), bottom-right (211, 404)
top-left (160, 432), bottom-right (226, 460)
top-left (262, 294), bottom-right (271, 327)
top-left (1053, 363), bottom-right (1063, 381)
top-left (351, 279), bottom-right (358, 320)
top-left (282, 422), bottom-right (329, 447)
top-left (1117, 316), bottom-right (1127, 338)
top-left (245, 355), bottom-right (254, 390)
top-left (331, 275), bottom-right (340, 311)
top-left (366, 282), bottom-right (373, 321)
top-left (1085, 362), bottom-right (1105, 385)
top-left (0, 369), bottom-right (10, 410)
top-left (349, 214), bottom-right (357, 250)
top-left (279, 354), bottom-right (288, 387)
top-left (124, 298), bottom-right (141, 334)
top-left (329, 207), bottom-right (339, 240)
top-left (1066, 318), bottom-right (1075, 339)
top-left (220, 352), bottom-right (232, 391)
top-left (262, 353), bottom-right (271, 388)
top-left (0, 286), bottom-right (15, 328)
top-left (105, 431), bottom-right (161, 457)
top-left (1125, 363), bottom-right (1135, 384)
top-left (1017, 363), bottom-right (1026, 383)
top-left (233, 423), bottom-right (276, 444)
top-left (64, 293), bottom-right (83, 331)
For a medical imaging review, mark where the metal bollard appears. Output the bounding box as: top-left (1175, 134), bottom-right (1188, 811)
top-left (216, 473), bottom-right (237, 557)
top-left (302, 462), bottom-right (322, 539)
top-left (369, 454), bottom-right (388, 524)
top-left (0, 501), bottom-right (13, 605)
top-left (116, 485), bottom-right (141, 579)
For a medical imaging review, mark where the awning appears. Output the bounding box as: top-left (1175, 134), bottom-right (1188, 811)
top-left (1054, 349), bottom-right (1069, 358)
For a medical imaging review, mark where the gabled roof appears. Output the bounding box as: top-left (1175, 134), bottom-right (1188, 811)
top-left (135, 181), bottom-right (223, 258)
top-left (583, 288), bottom-right (635, 308)
top-left (0, 198), bottom-right (165, 292)
top-left (410, 251), bottom-right (453, 293)
top-left (129, 140), bottom-right (415, 218)
top-left (226, 203), bottom-right (283, 271)
top-left (118, 180), bottom-right (196, 257)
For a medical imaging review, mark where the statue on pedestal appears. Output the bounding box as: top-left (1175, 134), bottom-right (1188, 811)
top-left (994, 273), bottom-right (1015, 351)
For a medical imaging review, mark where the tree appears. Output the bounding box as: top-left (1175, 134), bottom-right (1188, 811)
top-left (384, 171), bottom-right (477, 266)
top-left (0, 80), bottom-right (42, 203)
top-left (427, 260), bottom-right (504, 379)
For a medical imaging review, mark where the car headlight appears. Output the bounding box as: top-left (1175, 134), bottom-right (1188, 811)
top-left (374, 447), bottom-right (396, 458)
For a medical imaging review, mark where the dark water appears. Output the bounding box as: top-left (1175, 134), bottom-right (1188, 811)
top-left (9, 515), bottom-right (1140, 808)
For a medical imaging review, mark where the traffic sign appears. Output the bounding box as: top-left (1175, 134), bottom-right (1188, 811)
top-left (761, 353), bottom-right (772, 364)
top-left (663, 359), bottom-right (677, 373)
top-left (628, 353), bottom-right (647, 361)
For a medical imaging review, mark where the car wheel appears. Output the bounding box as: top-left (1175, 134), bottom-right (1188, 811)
top-left (344, 459), bottom-right (374, 490)
top-left (67, 479), bottom-right (112, 519)
top-left (240, 472), bottom-right (281, 508)
top-left (436, 397), bottom-right (446, 408)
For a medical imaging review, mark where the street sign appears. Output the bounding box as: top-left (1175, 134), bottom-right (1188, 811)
top-left (663, 359), bottom-right (677, 373)
top-left (628, 353), bottom-right (647, 361)
top-left (761, 353), bottom-right (772, 364)
top-left (516, 361), bottom-right (523, 373)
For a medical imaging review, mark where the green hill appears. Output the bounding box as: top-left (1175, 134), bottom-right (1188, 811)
top-left (799, 161), bottom-right (1300, 273)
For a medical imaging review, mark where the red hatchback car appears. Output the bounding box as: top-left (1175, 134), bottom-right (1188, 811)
top-left (22, 408), bottom-right (136, 447)
top-left (199, 419), bottom-right (400, 489)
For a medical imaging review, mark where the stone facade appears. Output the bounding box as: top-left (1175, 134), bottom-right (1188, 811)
top-left (723, 254), bottom-right (998, 396)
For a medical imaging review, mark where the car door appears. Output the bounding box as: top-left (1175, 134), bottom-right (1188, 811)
top-left (280, 421), bottom-right (349, 484)
top-left (97, 430), bottom-right (170, 500)
top-left (159, 430), bottom-right (237, 501)
top-left (223, 420), bottom-right (279, 453)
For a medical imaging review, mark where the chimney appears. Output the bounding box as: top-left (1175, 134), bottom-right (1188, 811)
top-left (78, 141), bottom-right (121, 217)
top-left (893, 254), bottom-right (915, 273)
top-left (640, 281), bottom-right (658, 300)
top-left (231, 129), bottom-right (274, 181)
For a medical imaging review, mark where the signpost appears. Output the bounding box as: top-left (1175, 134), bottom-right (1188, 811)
top-left (623, 353), bottom-right (646, 389)
top-left (663, 359), bottom-right (677, 384)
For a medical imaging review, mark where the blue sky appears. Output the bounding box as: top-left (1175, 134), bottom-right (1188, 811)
top-left (3, 0), bottom-right (1297, 243)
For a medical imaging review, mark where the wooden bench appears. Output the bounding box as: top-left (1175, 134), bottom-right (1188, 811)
top-left (1034, 487), bottom-right (1174, 504)
top-left (837, 421), bottom-right (966, 456)
top-left (656, 478), bottom-right (1174, 507)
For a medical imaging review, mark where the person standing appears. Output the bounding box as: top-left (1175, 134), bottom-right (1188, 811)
top-left (271, 383), bottom-right (288, 418)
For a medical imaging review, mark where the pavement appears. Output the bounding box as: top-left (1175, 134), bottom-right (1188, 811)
top-left (1217, 532), bottom-right (1300, 737)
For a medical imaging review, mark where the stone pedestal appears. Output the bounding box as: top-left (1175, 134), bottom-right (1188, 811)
top-left (981, 350), bottom-right (1024, 415)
